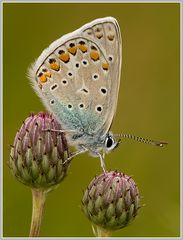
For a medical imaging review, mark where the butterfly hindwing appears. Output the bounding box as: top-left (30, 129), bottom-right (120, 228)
top-left (29, 17), bottom-right (121, 139)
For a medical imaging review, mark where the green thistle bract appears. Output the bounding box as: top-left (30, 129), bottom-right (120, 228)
top-left (9, 112), bottom-right (71, 189)
top-left (82, 171), bottom-right (140, 231)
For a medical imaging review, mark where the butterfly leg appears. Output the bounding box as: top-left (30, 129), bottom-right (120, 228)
top-left (97, 153), bottom-right (106, 172)
top-left (83, 147), bottom-right (106, 172)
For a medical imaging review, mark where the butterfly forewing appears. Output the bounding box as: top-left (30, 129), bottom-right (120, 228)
top-left (81, 18), bottom-right (122, 135)
top-left (29, 17), bottom-right (121, 144)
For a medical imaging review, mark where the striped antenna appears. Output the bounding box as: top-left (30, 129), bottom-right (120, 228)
top-left (114, 133), bottom-right (168, 147)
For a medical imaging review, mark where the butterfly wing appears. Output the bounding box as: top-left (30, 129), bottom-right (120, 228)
top-left (28, 17), bottom-right (121, 142)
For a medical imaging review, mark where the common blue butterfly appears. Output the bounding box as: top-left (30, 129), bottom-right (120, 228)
top-left (29, 17), bottom-right (167, 171)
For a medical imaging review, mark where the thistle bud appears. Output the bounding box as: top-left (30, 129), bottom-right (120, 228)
top-left (82, 171), bottom-right (140, 234)
top-left (9, 112), bottom-right (71, 189)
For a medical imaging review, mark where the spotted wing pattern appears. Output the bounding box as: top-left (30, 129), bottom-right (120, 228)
top-left (29, 17), bottom-right (122, 139)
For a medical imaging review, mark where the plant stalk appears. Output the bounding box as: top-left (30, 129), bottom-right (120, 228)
top-left (92, 224), bottom-right (112, 237)
top-left (29, 189), bottom-right (46, 237)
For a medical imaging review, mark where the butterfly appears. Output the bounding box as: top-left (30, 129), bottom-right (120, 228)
top-left (28, 17), bottom-right (167, 172)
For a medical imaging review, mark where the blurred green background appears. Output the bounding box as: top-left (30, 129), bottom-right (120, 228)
top-left (3, 3), bottom-right (180, 237)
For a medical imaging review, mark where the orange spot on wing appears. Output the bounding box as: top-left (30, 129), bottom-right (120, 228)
top-left (107, 33), bottom-right (114, 41)
top-left (95, 32), bottom-right (103, 39)
top-left (50, 62), bottom-right (60, 71)
top-left (68, 46), bottom-right (77, 55)
top-left (59, 52), bottom-right (70, 63)
top-left (38, 70), bottom-right (51, 83)
top-left (78, 44), bottom-right (87, 53)
top-left (44, 71), bottom-right (51, 78)
top-left (102, 62), bottom-right (109, 70)
top-left (39, 73), bottom-right (47, 83)
top-left (90, 50), bottom-right (100, 61)
top-left (38, 83), bottom-right (42, 89)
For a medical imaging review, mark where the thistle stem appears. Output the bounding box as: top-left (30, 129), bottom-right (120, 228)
top-left (29, 189), bottom-right (46, 237)
top-left (92, 224), bottom-right (112, 237)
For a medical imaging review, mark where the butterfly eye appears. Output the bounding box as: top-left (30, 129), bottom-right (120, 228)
top-left (105, 135), bottom-right (118, 151)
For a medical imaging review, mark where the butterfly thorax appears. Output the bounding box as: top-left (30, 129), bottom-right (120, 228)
top-left (68, 130), bottom-right (106, 154)
top-left (67, 130), bottom-right (118, 156)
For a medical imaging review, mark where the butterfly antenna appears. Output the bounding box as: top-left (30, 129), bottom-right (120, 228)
top-left (114, 134), bottom-right (168, 147)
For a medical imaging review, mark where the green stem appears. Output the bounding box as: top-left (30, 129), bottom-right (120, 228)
top-left (92, 224), bottom-right (112, 237)
top-left (29, 189), bottom-right (46, 237)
